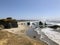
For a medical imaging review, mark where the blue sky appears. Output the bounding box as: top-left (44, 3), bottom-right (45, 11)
top-left (0, 0), bottom-right (60, 20)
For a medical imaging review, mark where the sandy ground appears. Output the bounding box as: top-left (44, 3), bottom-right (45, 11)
top-left (0, 22), bottom-right (47, 45)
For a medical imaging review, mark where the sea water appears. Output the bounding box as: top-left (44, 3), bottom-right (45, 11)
top-left (26, 27), bottom-right (58, 45)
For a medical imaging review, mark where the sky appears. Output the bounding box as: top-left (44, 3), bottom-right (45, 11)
top-left (0, 0), bottom-right (60, 20)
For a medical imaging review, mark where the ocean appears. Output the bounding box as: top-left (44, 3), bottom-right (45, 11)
top-left (26, 27), bottom-right (59, 45)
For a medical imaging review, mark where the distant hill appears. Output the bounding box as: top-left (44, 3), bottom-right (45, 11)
top-left (17, 20), bottom-right (38, 22)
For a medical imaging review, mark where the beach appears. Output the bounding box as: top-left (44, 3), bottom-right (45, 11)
top-left (0, 22), bottom-right (47, 45)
